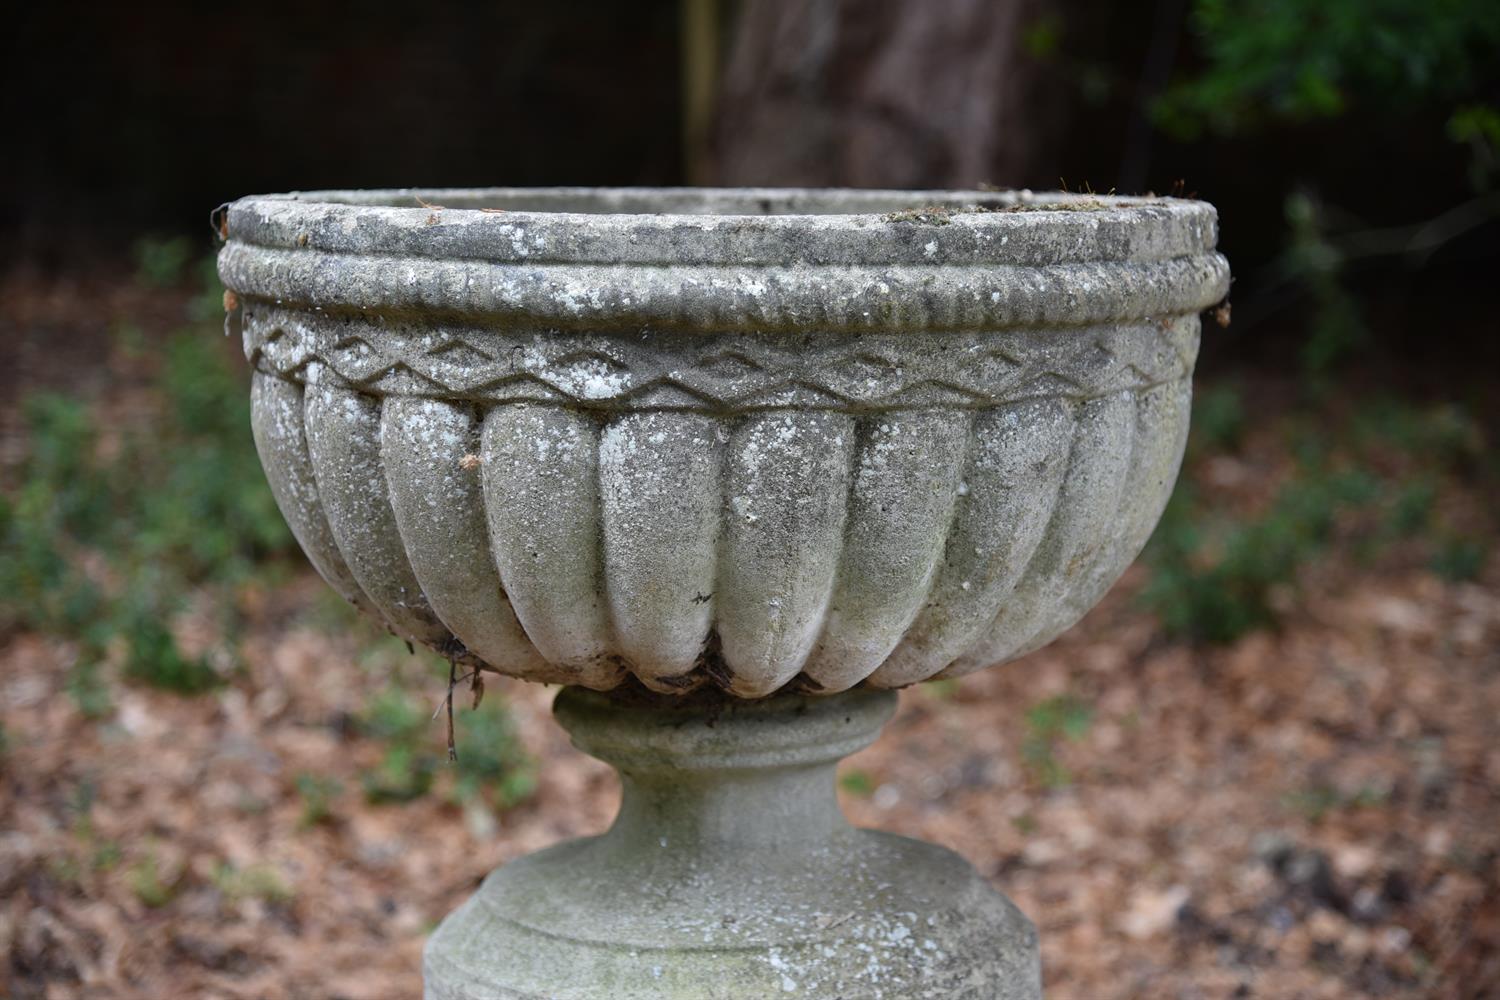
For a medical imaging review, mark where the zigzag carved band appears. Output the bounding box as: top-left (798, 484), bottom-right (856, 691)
top-left (241, 306), bottom-right (1201, 413)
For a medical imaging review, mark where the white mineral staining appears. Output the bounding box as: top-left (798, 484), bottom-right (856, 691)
top-left (303, 383), bottom-right (446, 646)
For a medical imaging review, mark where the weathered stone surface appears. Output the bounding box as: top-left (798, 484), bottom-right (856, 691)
top-left (227, 187), bottom-right (1225, 998)
top-left (226, 187), bottom-right (1226, 695)
top-left (424, 687), bottom-right (1041, 1000)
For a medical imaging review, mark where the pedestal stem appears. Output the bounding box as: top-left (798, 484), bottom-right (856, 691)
top-left (424, 685), bottom-right (1040, 1000)
top-left (557, 684), bottom-right (889, 856)
top-left (611, 765), bottom-right (846, 850)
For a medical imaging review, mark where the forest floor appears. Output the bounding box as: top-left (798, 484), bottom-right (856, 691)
top-left (2, 265), bottom-right (1498, 999)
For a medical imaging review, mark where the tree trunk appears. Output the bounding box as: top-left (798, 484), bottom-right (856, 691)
top-left (708, 0), bottom-right (1063, 190)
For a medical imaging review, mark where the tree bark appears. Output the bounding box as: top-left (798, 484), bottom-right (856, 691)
top-left (708, 0), bottom-right (1063, 190)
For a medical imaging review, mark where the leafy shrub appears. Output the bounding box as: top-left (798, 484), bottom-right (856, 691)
top-left (1284, 192), bottom-right (1366, 377)
top-left (3, 247), bottom-right (538, 817)
top-left (1152, 1), bottom-right (1500, 380)
top-left (0, 259), bottom-right (293, 701)
top-left (1351, 399), bottom-right (1486, 470)
top-left (357, 682), bottom-right (534, 812)
top-left (1153, 0), bottom-right (1500, 139)
top-left (838, 770), bottom-right (876, 797)
top-left (1143, 470), bottom-right (1380, 643)
top-left (0, 398), bottom-right (108, 638)
top-left (1284, 781), bottom-right (1390, 823)
top-left (454, 699), bottom-right (537, 809)
top-left (1189, 383), bottom-right (1247, 456)
top-left (132, 236), bottom-right (195, 289)
top-left (127, 850), bottom-right (179, 908)
top-left (116, 590), bottom-right (221, 695)
top-left (1431, 536), bottom-right (1488, 582)
top-left (294, 774), bottom-right (342, 828)
top-left (211, 862), bottom-right (294, 903)
top-left (1143, 392), bottom-right (1491, 643)
top-left (1022, 694), bottom-right (1093, 788)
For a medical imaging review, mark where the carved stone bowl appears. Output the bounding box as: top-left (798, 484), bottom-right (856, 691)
top-left (223, 187), bottom-right (1228, 998)
top-left (222, 187), bottom-right (1228, 700)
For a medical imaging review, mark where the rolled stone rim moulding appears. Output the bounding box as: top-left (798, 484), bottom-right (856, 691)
top-left (223, 187), bottom-right (1228, 701)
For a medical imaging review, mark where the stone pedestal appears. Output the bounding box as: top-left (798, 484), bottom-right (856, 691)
top-left (424, 686), bottom-right (1040, 999)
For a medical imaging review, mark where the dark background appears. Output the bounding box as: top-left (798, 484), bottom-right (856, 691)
top-left (2, 1), bottom-right (682, 253)
top-left (5, 0), bottom-right (1496, 391)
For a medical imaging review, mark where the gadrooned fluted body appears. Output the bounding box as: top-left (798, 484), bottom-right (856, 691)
top-left (223, 187), bottom-right (1228, 698)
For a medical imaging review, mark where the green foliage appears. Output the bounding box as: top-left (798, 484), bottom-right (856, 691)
top-left (358, 686), bottom-right (436, 802)
top-left (1449, 103), bottom-right (1500, 146)
top-left (1189, 383), bottom-right (1247, 456)
top-left (1431, 535), bottom-right (1488, 582)
top-left (1350, 399), bottom-right (1485, 467)
top-left (920, 678), bottom-right (959, 701)
top-left (0, 398), bottom-right (108, 639)
top-left (127, 851), bottom-right (178, 908)
top-left (1153, 3), bottom-right (1500, 378)
top-left (359, 685), bottom-right (430, 743)
top-left (1448, 103), bottom-right (1500, 189)
top-left (454, 698), bottom-right (537, 809)
top-left (1387, 479), bottom-right (1437, 536)
top-left (189, 254), bottom-right (230, 324)
top-left (138, 338), bottom-right (292, 581)
top-left (132, 236), bottom-right (195, 288)
top-left (117, 596), bottom-right (221, 694)
top-left (1022, 694), bottom-right (1093, 788)
top-left (0, 256), bottom-right (295, 702)
top-left (838, 769), bottom-right (876, 797)
top-left (357, 683), bottom-right (535, 812)
top-left (1283, 192), bottom-right (1366, 377)
top-left (294, 773), bottom-right (342, 828)
top-left (211, 862), bottom-right (294, 903)
top-left (1284, 781), bottom-right (1390, 822)
top-left (1143, 469), bottom-right (1380, 643)
top-left (1143, 392), bottom-right (1491, 644)
top-left (1026, 695), bottom-right (1094, 743)
top-left (5, 246), bottom-right (539, 827)
top-left (362, 743), bottom-right (437, 804)
top-left (91, 840), bottom-right (123, 873)
top-left (1022, 15), bottom-right (1062, 59)
top-left (1153, 0), bottom-right (1500, 139)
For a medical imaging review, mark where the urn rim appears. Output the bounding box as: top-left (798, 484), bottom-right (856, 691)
top-left (221, 185), bottom-right (1218, 263)
top-left (219, 186), bottom-right (1229, 333)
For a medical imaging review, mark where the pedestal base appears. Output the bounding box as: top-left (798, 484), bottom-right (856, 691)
top-left (424, 687), bottom-right (1040, 999)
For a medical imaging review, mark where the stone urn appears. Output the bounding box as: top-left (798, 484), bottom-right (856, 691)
top-left (218, 187), bottom-right (1228, 999)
